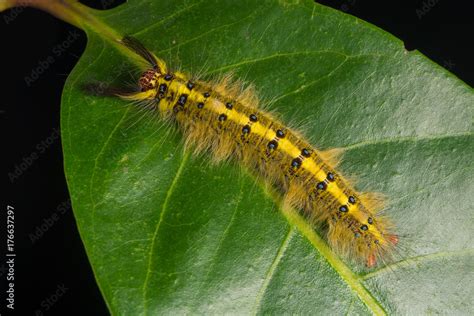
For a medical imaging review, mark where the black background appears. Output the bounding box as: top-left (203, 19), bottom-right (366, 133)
top-left (0, 0), bottom-right (472, 315)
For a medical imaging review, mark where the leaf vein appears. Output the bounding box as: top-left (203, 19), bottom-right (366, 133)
top-left (341, 131), bottom-right (473, 151)
top-left (133, 0), bottom-right (205, 37)
top-left (362, 248), bottom-right (474, 280)
top-left (190, 176), bottom-right (245, 312)
top-left (251, 227), bottom-right (295, 315)
top-left (142, 153), bottom-right (189, 315)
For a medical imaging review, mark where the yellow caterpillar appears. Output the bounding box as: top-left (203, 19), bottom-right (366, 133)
top-left (114, 36), bottom-right (398, 267)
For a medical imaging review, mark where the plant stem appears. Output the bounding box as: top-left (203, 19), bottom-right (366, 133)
top-left (1, 0), bottom-right (145, 65)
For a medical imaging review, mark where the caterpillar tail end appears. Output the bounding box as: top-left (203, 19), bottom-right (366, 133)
top-left (366, 234), bottom-right (399, 267)
top-left (367, 254), bottom-right (377, 268)
top-left (388, 234), bottom-right (399, 245)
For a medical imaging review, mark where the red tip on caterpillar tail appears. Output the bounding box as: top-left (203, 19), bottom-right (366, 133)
top-left (367, 254), bottom-right (377, 268)
top-left (388, 234), bottom-right (399, 245)
top-left (366, 234), bottom-right (399, 267)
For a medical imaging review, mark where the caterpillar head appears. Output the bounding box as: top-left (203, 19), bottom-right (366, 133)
top-left (139, 69), bottom-right (160, 92)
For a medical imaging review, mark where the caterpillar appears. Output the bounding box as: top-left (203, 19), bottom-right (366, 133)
top-left (105, 36), bottom-right (398, 267)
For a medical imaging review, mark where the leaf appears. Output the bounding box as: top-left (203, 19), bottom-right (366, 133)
top-left (54, 0), bottom-right (474, 314)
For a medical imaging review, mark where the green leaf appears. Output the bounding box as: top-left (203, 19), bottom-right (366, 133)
top-left (58, 0), bottom-right (473, 314)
